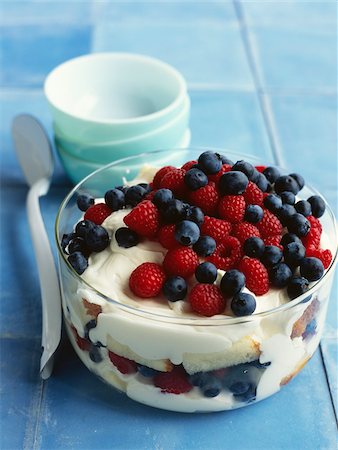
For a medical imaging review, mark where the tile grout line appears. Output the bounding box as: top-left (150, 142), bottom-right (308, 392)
top-left (319, 344), bottom-right (338, 427)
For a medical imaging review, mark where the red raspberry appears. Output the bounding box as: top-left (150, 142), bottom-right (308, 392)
top-left (129, 263), bottom-right (166, 298)
top-left (307, 215), bottom-right (323, 233)
top-left (243, 182), bottom-right (263, 206)
top-left (154, 366), bottom-right (192, 394)
top-left (257, 209), bottom-right (282, 238)
top-left (238, 257), bottom-right (269, 296)
top-left (188, 182), bottom-right (219, 215)
top-left (163, 247), bottom-right (199, 278)
top-left (208, 163), bottom-right (232, 184)
top-left (145, 189), bottom-right (157, 201)
top-left (181, 160), bottom-right (197, 171)
top-left (263, 235), bottom-right (283, 250)
top-left (201, 216), bottom-right (232, 244)
top-left (255, 165), bottom-right (266, 173)
top-left (71, 326), bottom-right (91, 351)
top-left (158, 224), bottom-right (179, 249)
top-left (159, 168), bottom-right (187, 197)
top-left (152, 165), bottom-right (175, 188)
top-left (302, 215), bottom-right (322, 249)
top-left (231, 222), bottom-right (260, 244)
top-left (207, 236), bottom-right (242, 270)
top-left (84, 203), bottom-right (112, 225)
top-left (108, 351), bottom-right (137, 375)
top-left (306, 248), bottom-right (332, 269)
top-left (124, 200), bottom-right (160, 238)
top-left (189, 284), bottom-right (226, 317)
top-left (218, 195), bottom-right (246, 223)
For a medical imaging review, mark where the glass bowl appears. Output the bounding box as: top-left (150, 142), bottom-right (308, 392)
top-left (55, 148), bottom-right (338, 413)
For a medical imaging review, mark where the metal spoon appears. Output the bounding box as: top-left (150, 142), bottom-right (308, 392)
top-left (12, 114), bottom-right (61, 379)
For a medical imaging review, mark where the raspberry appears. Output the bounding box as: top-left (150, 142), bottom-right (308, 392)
top-left (145, 189), bottom-right (158, 201)
top-left (189, 284), bottom-right (226, 317)
top-left (257, 209), bottom-right (283, 238)
top-left (152, 166), bottom-right (175, 188)
top-left (181, 160), bottom-right (197, 171)
top-left (263, 235), bottom-right (283, 250)
top-left (208, 163), bottom-right (232, 184)
top-left (84, 203), bottom-right (112, 225)
top-left (129, 263), bottom-right (166, 298)
top-left (201, 216), bottom-right (231, 244)
top-left (218, 195), bottom-right (246, 223)
top-left (71, 326), bottom-right (91, 351)
top-left (124, 200), bottom-right (160, 238)
top-left (159, 168), bottom-right (187, 197)
top-left (231, 222), bottom-right (260, 244)
top-left (188, 182), bottom-right (219, 215)
top-left (255, 165), bottom-right (266, 173)
top-left (243, 182), bottom-right (263, 206)
top-left (108, 351), bottom-right (137, 374)
top-left (158, 224), bottom-right (179, 249)
top-left (154, 366), bottom-right (192, 394)
top-left (306, 248), bottom-right (332, 269)
top-left (302, 215), bottom-right (322, 249)
top-left (238, 257), bottom-right (269, 296)
top-left (163, 247), bottom-right (199, 278)
top-left (307, 215), bottom-right (323, 233)
top-left (207, 236), bottom-right (242, 270)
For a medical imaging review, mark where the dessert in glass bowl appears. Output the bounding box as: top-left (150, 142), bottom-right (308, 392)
top-left (55, 149), bottom-right (337, 413)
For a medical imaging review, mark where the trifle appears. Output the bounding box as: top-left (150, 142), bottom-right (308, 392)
top-left (56, 149), bottom-right (337, 413)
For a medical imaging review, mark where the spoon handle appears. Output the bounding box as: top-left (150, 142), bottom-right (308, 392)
top-left (27, 178), bottom-right (62, 379)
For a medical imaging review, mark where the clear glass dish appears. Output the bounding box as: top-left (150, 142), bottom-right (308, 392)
top-left (55, 148), bottom-right (338, 413)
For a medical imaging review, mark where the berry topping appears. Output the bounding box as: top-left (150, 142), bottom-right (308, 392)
top-left (219, 171), bottom-right (249, 195)
top-left (161, 199), bottom-right (187, 223)
top-left (61, 232), bottom-right (76, 253)
top-left (184, 168), bottom-right (208, 190)
top-left (159, 168), bottom-right (187, 197)
top-left (274, 175), bottom-right (300, 195)
top-left (238, 258), bottom-right (269, 296)
top-left (295, 200), bottom-right (312, 217)
top-left (85, 225), bottom-right (110, 252)
top-left (244, 205), bottom-right (264, 224)
top-left (220, 155), bottom-right (234, 165)
top-left (287, 213), bottom-right (310, 237)
top-left (207, 236), bottom-right (242, 271)
top-left (181, 160), bottom-right (197, 171)
top-left (195, 262), bottom-right (218, 284)
top-left (154, 366), bottom-right (193, 394)
top-left (287, 277), bottom-right (309, 300)
top-left (175, 220), bottom-right (200, 246)
top-left (308, 195), bottom-right (325, 218)
top-left (218, 195), bottom-right (246, 223)
top-left (269, 263), bottom-right (293, 288)
top-left (256, 173), bottom-right (269, 192)
top-left (201, 377), bottom-right (223, 398)
top-left (280, 233), bottom-right (302, 248)
top-left (129, 263), bottom-right (166, 298)
top-left (263, 194), bottom-right (282, 213)
top-left (260, 245), bottom-right (283, 268)
top-left (152, 188), bottom-right (174, 208)
top-left (163, 276), bottom-right (187, 302)
top-left (186, 206), bottom-right (205, 227)
top-left (152, 165), bottom-right (175, 188)
top-left (188, 182), bottom-right (219, 215)
top-left (115, 227), bottom-right (139, 248)
top-left (255, 165), bottom-right (266, 173)
top-left (193, 235), bottom-right (216, 257)
top-left (243, 237), bottom-right (265, 258)
top-left (75, 219), bottom-right (95, 238)
top-left (208, 163), bottom-right (232, 183)
top-left (280, 191), bottom-right (296, 205)
top-left (108, 351), bottom-right (137, 374)
top-left (283, 241), bottom-right (306, 268)
top-left (189, 284), bottom-right (226, 317)
top-left (124, 200), bottom-right (160, 238)
top-left (278, 204), bottom-right (296, 226)
top-left (163, 247), bottom-right (199, 278)
top-left (243, 181), bottom-right (264, 206)
top-left (257, 209), bottom-right (282, 238)
top-left (300, 257), bottom-right (324, 281)
top-left (138, 365), bottom-right (158, 377)
top-left (68, 251), bottom-right (88, 274)
top-left (125, 185), bottom-right (147, 207)
top-left (68, 237), bottom-right (89, 256)
top-left (306, 248), bottom-right (332, 269)
top-left (105, 188), bottom-right (125, 210)
top-left (290, 173), bottom-right (305, 190)
top-left (201, 216), bottom-right (231, 244)
top-left (263, 166), bottom-right (280, 184)
top-left (84, 203), bottom-right (112, 225)
top-left (231, 292), bottom-right (256, 316)
top-left (220, 269), bottom-right (245, 297)
top-left (263, 235), bottom-right (282, 250)
top-left (232, 160), bottom-right (255, 180)
top-left (231, 222), bottom-right (260, 244)
top-left (158, 224), bottom-right (179, 249)
top-left (77, 193), bottom-right (94, 211)
top-left (198, 151), bottom-right (222, 174)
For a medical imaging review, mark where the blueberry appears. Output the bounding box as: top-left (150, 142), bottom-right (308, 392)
top-left (162, 276), bottom-right (187, 302)
top-left (61, 232), bottom-right (76, 253)
top-left (274, 175), bottom-right (300, 195)
top-left (124, 185), bottom-right (146, 206)
top-left (256, 173), bottom-right (269, 192)
top-left (243, 237), bottom-right (265, 258)
top-left (75, 219), bottom-right (95, 238)
top-left (85, 225), bottom-right (110, 252)
top-left (219, 171), bottom-right (249, 195)
top-left (152, 188), bottom-right (173, 208)
top-left (231, 292), bottom-right (256, 316)
top-left (287, 213), bottom-right (310, 237)
top-left (193, 235), bottom-right (216, 257)
top-left (201, 377), bottom-right (222, 398)
top-left (184, 168), bottom-right (208, 190)
top-left (189, 372), bottom-right (210, 387)
top-left (84, 319), bottom-right (97, 340)
top-left (68, 237), bottom-right (90, 257)
top-left (269, 263), bottom-right (293, 288)
top-left (220, 270), bottom-right (246, 297)
top-left (138, 365), bottom-right (158, 377)
top-left (198, 151), bottom-right (222, 174)
top-left (138, 183), bottom-right (151, 193)
top-left (280, 191), bottom-right (296, 205)
top-left (287, 277), bottom-right (309, 299)
top-left (229, 381), bottom-right (251, 395)
top-left (89, 346), bottom-right (102, 363)
top-left (116, 185), bottom-right (128, 194)
top-left (220, 155), bottom-right (234, 165)
top-left (278, 204), bottom-right (296, 226)
top-left (295, 200), bottom-right (312, 217)
top-left (263, 166), bottom-right (280, 183)
top-left (186, 206), bottom-right (205, 227)
top-left (68, 251), bottom-right (88, 274)
top-left (115, 227), bottom-right (139, 248)
top-left (250, 168), bottom-right (260, 184)
top-left (232, 160), bottom-right (255, 180)
top-left (234, 383), bottom-right (256, 403)
top-left (175, 220), bottom-right (200, 246)
top-left (244, 205), bottom-right (263, 223)
top-left (76, 193), bottom-right (94, 211)
top-left (280, 233), bottom-right (302, 248)
top-left (300, 257), bottom-right (324, 281)
top-left (263, 194), bottom-right (282, 213)
top-left (195, 262), bottom-right (217, 284)
top-left (104, 188), bottom-right (125, 211)
top-left (308, 195), bottom-right (325, 218)
top-left (290, 173), bottom-right (305, 190)
top-left (283, 241), bottom-right (306, 267)
top-left (261, 245), bottom-right (283, 267)
top-left (161, 199), bottom-right (187, 223)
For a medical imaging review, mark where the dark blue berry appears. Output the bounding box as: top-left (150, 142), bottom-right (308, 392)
top-left (68, 251), bottom-right (88, 274)
top-left (263, 194), bottom-right (282, 213)
top-left (85, 225), bottom-right (110, 252)
top-left (275, 175), bottom-right (300, 195)
top-left (189, 372), bottom-right (210, 387)
top-left (229, 381), bottom-right (251, 395)
top-left (115, 227), bottom-right (139, 248)
top-left (283, 241), bottom-right (306, 267)
top-left (201, 377), bottom-right (222, 398)
top-left (256, 173), bottom-right (269, 192)
top-left (278, 204), bottom-right (296, 226)
top-left (104, 188), bottom-right (125, 211)
top-left (186, 206), bottom-right (205, 227)
top-left (261, 245), bottom-right (283, 267)
top-left (162, 276), bottom-right (187, 302)
top-left (251, 168), bottom-right (260, 184)
top-left (138, 365), bottom-right (158, 377)
top-left (287, 213), bottom-right (310, 237)
top-left (232, 160), bottom-right (255, 180)
top-left (161, 199), bottom-right (187, 223)
top-left (89, 346), bottom-right (102, 363)
top-left (269, 263), bottom-right (293, 288)
top-left (300, 257), bottom-right (324, 281)
top-left (244, 204), bottom-right (264, 223)
top-left (184, 168), bottom-right (208, 190)
top-left (243, 237), bottom-right (265, 258)
top-left (195, 262), bottom-right (217, 284)
top-left (68, 237), bottom-right (90, 257)
top-left (75, 219), bottom-right (95, 238)
top-left (295, 200), bottom-right (312, 217)
top-left (77, 193), bottom-right (94, 211)
top-left (138, 183), bottom-right (151, 193)
top-left (263, 166), bottom-right (280, 183)
top-left (219, 171), bottom-right (249, 195)
top-left (280, 191), bottom-right (296, 205)
top-left (220, 155), bottom-right (234, 165)
top-left (231, 292), bottom-right (256, 316)
top-left (280, 233), bottom-right (302, 248)
top-left (61, 232), bottom-right (76, 253)
top-left (290, 173), bottom-right (305, 190)
top-left (84, 319), bottom-right (97, 340)
top-left (116, 185), bottom-right (128, 194)
top-left (198, 151), bottom-right (222, 174)
top-left (234, 383), bottom-right (256, 403)
top-left (193, 235), bottom-right (216, 257)
top-left (152, 189), bottom-right (173, 208)
top-left (175, 220), bottom-right (200, 246)
top-left (220, 269), bottom-right (245, 297)
top-left (308, 195), bottom-right (325, 218)
top-left (125, 185), bottom-right (146, 206)
top-left (287, 277), bottom-right (309, 299)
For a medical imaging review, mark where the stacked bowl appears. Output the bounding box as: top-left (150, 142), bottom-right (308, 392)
top-left (44, 53), bottom-right (191, 184)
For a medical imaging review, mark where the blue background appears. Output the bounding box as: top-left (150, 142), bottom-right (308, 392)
top-left (1, 1), bottom-right (337, 449)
